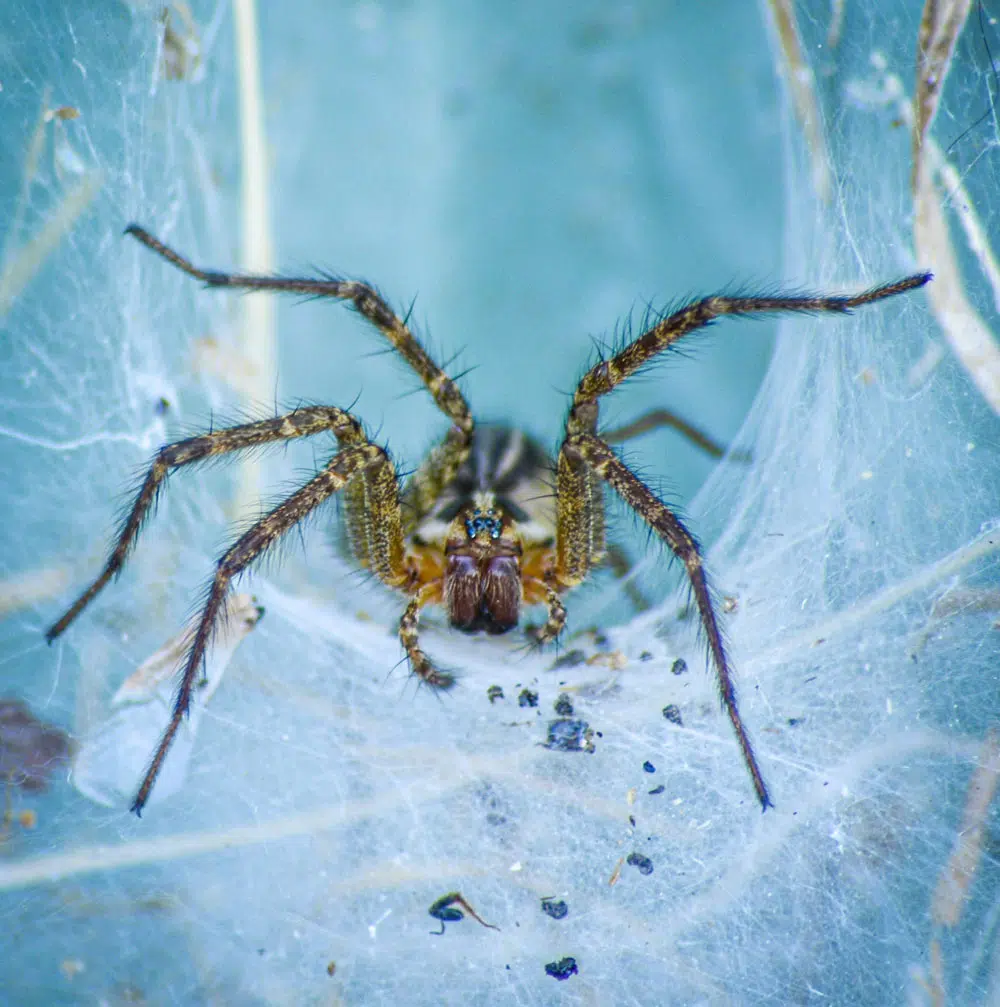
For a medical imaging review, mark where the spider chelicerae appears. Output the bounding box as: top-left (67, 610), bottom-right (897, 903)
top-left (45, 224), bottom-right (931, 814)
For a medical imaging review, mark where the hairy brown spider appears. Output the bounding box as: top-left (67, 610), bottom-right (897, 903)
top-left (45, 223), bottom-right (931, 814)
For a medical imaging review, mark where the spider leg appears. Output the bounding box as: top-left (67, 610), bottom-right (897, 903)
top-left (548, 273), bottom-right (931, 808)
top-left (602, 401), bottom-right (758, 613)
top-left (46, 406), bottom-right (372, 642)
top-left (603, 408), bottom-right (751, 462)
top-left (126, 225), bottom-right (476, 512)
top-left (523, 579), bottom-right (566, 645)
top-left (562, 432), bottom-right (772, 810)
top-left (402, 425), bottom-right (476, 530)
top-left (130, 437), bottom-right (409, 814)
top-left (568, 273), bottom-right (932, 437)
top-left (399, 582), bottom-right (451, 688)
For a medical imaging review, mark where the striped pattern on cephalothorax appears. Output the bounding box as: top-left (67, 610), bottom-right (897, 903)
top-left (409, 424), bottom-right (556, 551)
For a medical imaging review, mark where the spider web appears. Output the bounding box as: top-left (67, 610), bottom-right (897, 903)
top-left (1, 1), bottom-right (999, 1004)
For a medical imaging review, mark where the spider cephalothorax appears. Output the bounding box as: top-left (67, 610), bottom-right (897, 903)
top-left (423, 425), bottom-right (554, 636)
top-left (46, 224), bottom-right (931, 814)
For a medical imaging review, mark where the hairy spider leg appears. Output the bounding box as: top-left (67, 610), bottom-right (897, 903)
top-left (575, 432), bottom-right (771, 806)
top-left (520, 574), bottom-right (567, 642)
top-left (603, 407), bottom-right (752, 461)
top-left (124, 225), bottom-right (480, 586)
top-left (551, 271), bottom-right (933, 810)
top-left (128, 434), bottom-right (410, 813)
top-left (45, 406), bottom-right (375, 642)
top-left (43, 404), bottom-right (443, 813)
top-left (600, 408), bottom-right (756, 611)
top-left (124, 225), bottom-right (476, 526)
top-left (399, 579), bottom-right (451, 689)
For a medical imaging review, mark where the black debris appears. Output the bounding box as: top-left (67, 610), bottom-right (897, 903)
top-left (662, 704), bottom-right (683, 726)
top-left (642, 760), bottom-right (655, 773)
top-left (428, 892), bottom-right (499, 936)
top-left (670, 658), bottom-right (688, 676)
top-left (553, 693), bottom-right (574, 716)
top-left (626, 852), bottom-right (654, 875)
top-left (544, 957), bottom-right (578, 981)
top-left (542, 718), bottom-right (595, 753)
top-left (648, 784), bottom-right (665, 796)
top-left (518, 689), bottom-right (539, 708)
top-left (487, 685), bottom-right (504, 704)
top-left (429, 904), bottom-right (463, 935)
top-left (639, 650), bottom-right (653, 662)
top-left (540, 898), bottom-right (568, 920)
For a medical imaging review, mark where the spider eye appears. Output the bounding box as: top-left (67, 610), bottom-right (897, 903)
top-left (464, 510), bottom-right (502, 540)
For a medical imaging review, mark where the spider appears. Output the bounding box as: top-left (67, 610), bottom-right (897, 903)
top-left (45, 223), bottom-right (932, 815)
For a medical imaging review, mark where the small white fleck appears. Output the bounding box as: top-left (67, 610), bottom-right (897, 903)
top-left (368, 909), bottom-right (392, 939)
top-left (886, 697), bottom-right (893, 715)
top-left (860, 469), bottom-right (873, 480)
top-left (905, 447), bottom-right (913, 458)
top-left (966, 442), bottom-right (976, 452)
top-left (509, 861), bottom-right (522, 872)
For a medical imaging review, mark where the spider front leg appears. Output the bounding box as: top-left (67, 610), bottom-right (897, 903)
top-left (129, 436), bottom-right (418, 814)
top-left (44, 402), bottom-right (438, 814)
top-left (126, 224), bottom-right (477, 524)
top-left (46, 407), bottom-right (372, 642)
top-left (548, 268), bottom-right (931, 808)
